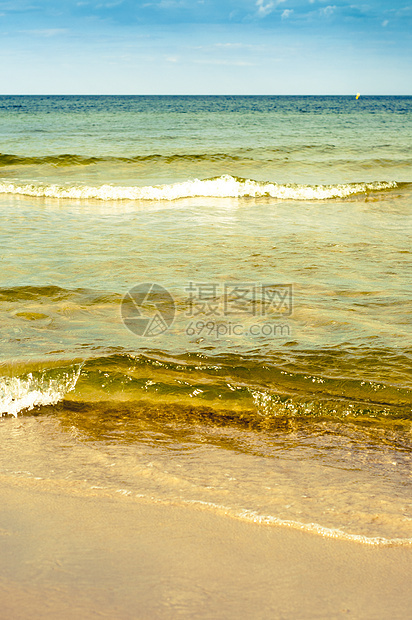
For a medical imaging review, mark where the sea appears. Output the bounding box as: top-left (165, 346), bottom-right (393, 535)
top-left (0, 95), bottom-right (411, 545)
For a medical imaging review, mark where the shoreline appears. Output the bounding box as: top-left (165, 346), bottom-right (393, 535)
top-left (1, 482), bottom-right (411, 619)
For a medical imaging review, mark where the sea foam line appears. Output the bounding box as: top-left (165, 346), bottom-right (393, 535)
top-left (183, 500), bottom-right (412, 547)
top-left (0, 176), bottom-right (398, 201)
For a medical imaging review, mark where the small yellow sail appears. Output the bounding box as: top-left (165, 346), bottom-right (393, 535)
top-left (355, 93), bottom-right (360, 100)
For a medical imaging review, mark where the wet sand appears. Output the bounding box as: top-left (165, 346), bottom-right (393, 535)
top-left (0, 482), bottom-right (411, 619)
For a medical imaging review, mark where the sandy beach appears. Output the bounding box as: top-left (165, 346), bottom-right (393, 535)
top-left (1, 481), bottom-right (411, 620)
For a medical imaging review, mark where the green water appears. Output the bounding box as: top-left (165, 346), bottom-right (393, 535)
top-left (0, 96), bottom-right (411, 543)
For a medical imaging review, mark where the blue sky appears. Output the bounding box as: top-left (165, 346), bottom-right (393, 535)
top-left (1, 0), bottom-right (411, 93)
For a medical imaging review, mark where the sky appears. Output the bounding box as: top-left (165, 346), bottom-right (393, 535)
top-left (1, 0), bottom-right (411, 94)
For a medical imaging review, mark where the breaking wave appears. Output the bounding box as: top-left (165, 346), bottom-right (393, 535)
top-left (0, 176), bottom-right (400, 201)
top-left (0, 365), bottom-right (82, 417)
top-left (1, 352), bottom-right (411, 421)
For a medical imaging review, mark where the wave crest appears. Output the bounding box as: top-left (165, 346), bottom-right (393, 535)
top-left (0, 365), bottom-right (82, 417)
top-left (0, 176), bottom-right (399, 202)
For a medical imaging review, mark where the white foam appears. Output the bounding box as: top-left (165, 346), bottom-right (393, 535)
top-left (183, 500), bottom-right (412, 547)
top-left (0, 176), bottom-right (398, 202)
top-left (0, 366), bottom-right (82, 417)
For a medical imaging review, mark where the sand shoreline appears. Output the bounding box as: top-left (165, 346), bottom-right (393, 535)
top-left (1, 482), bottom-right (411, 619)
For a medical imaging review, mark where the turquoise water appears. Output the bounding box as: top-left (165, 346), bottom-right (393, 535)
top-left (0, 96), bottom-right (411, 544)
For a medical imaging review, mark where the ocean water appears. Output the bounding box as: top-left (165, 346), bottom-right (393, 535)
top-left (0, 95), bottom-right (411, 545)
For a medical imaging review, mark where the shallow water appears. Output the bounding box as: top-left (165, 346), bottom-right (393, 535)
top-left (0, 96), bottom-right (411, 544)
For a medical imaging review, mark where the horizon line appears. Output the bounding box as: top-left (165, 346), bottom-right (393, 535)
top-left (1, 93), bottom-right (411, 97)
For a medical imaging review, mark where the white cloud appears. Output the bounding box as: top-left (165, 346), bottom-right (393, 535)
top-left (256, 0), bottom-right (274, 17)
top-left (194, 59), bottom-right (255, 66)
top-left (96, 1), bottom-right (124, 8)
top-left (190, 42), bottom-right (264, 53)
top-left (0, 1), bottom-right (38, 11)
top-left (320, 5), bottom-right (336, 17)
top-left (382, 19), bottom-right (389, 27)
top-left (281, 8), bottom-right (293, 18)
top-left (215, 43), bottom-right (246, 50)
top-left (22, 28), bottom-right (68, 37)
top-left (255, 0), bottom-right (286, 17)
top-left (393, 6), bottom-right (412, 17)
top-left (158, 0), bottom-right (185, 7)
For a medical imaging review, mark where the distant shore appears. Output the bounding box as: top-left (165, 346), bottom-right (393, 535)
top-left (1, 481), bottom-right (411, 619)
